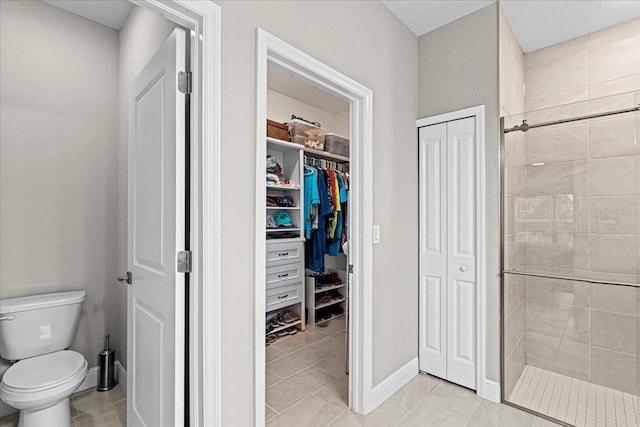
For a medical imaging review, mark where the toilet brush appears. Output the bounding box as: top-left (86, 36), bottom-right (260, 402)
top-left (97, 334), bottom-right (116, 391)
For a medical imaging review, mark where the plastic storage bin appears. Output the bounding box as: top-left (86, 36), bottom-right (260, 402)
top-left (288, 118), bottom-right (325, 150)
top-left (324, 133), bottom-right (349, 157)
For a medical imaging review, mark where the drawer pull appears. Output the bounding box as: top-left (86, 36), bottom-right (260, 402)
top-left (278, 294), bottom-right (289, 299)
top-left (278, 273), bottom-right (289, 278)
top-left (277, 252), bottom-right (290, 257)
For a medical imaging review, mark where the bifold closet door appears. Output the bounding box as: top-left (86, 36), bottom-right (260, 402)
top-left (419, 117), bottom-right (477, 390)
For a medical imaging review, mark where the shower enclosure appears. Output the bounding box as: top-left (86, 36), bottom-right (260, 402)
top-left (501, 93), bottom-right (640, 426)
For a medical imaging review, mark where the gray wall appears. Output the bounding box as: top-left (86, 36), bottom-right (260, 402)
top-left (212, 0), bottom-right (418, 423)
top-left (417, 3), bottom-right (501, 382)
top-left (0, 0), bottom-right (118, 373)
top-left (116, 4), bottom-right (177, 371)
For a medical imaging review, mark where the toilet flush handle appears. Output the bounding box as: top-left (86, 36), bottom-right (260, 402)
top-left (0, 315), bottom-right (15, 321)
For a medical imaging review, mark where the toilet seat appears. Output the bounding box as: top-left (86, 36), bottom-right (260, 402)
top-left (0, 350), bottom-right (88, 410)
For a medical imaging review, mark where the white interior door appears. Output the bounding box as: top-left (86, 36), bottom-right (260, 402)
top-left (127, 28), bottom-right (187, 427)
top-left (419, 117), bottom-right (477, 390)
top-left (445, 118), bottom-right (476, 390)
top-left (418, 122), bottom-right (448, 379)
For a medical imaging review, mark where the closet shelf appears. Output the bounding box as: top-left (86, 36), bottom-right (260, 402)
top-left (266, 206), bottom-right (300, 210)
top-left (314, 313), bottom-right (345, 326)
top-left (315, 297), bottom-right (346, 310)
top-left (314, 283), bottom-right (345, 294)
top-left (266, 237), bottom-right (305, 243)
top-left (266, 319), bottom-right (302, 336)
top-left (266, 184), bottom-right (300, 190)
top-left (267, 137), bottom-right (349, 162)
top-left (266, 228), bottom-right (302, 232)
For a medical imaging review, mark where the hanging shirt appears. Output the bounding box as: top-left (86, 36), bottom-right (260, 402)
top-left (327, 174), bottom-right (347, 256)
top-left (306, 167), bottom-right (333, 272)
top-left (303, 166), bottom-right (320, 239)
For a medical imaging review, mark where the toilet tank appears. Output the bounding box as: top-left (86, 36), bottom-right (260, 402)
top-left (0, 291), bottom-right (86, 360)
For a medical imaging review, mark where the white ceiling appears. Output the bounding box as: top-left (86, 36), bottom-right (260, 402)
top-left (382, 0), bottom-right (640, 53)
top-left (382, 0), bottom-right (494, 37)
top-left (43, 0), bottom-right (133, 30)
top-left (268, 63), bottom-right (350, 114)
top-left (501, 0), bottom-right (640, 53)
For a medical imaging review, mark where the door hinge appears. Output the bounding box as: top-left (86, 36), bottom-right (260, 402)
top-left (177, 250), bottom-right (192, 273)
top-left (348, 264), bottom-right (354, 274)
top-left (178, 71), bottom-right (192, 94)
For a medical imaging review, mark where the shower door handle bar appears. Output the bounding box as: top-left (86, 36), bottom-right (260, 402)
top-left (504, 105), bottom-right (640, 133)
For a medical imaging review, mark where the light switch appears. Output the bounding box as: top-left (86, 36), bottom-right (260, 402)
top-left (373, 225), bottom-right (380, 244)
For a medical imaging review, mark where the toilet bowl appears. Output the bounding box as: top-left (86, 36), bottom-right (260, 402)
top-left (0, 291), bottom-right (88, 427)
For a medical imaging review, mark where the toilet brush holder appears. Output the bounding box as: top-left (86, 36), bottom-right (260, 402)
top-left (97, 334), bottom-right (116, 391)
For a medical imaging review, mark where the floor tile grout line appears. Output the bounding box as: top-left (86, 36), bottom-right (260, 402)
top-left (265, 403), bottom-right (280, 416)
top-left (266, 352), bottom-right (344, 386)
top-left (462, 398), bottom-right (484, 427)
top-left (268, 328), bottom-right (344, 361)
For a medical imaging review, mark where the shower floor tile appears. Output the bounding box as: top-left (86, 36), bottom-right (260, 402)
top-left (509, 366), bottom-right (639, 427)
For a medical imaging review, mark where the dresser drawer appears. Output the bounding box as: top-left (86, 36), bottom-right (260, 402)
top-left (266, 241), bottom-right (304, 267)
top-left (266, 282), bottom-right (303, 312)
top-left (266, 263), bottom-right (303, 290)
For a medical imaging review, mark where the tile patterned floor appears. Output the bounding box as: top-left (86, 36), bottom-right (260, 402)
top-left (0, 385), bottom-right (125, 427)
top-left (266, 316), bottom-right (349, 421)
top-left (266, 318), bottom-right (562, 426)
top-left (509, 365), bottom-right (640, 427)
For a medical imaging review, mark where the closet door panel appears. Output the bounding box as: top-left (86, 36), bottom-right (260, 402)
top-left (446, 279), bottom-right (476, 388)
top-left (418, 123), bottom-right (448, 377)
top-left (446, 117), bottom-right (476, 389)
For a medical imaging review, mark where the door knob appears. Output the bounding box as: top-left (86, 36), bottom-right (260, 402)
top-left (118, 272), bottom-right (132, 285)
top-left (459, 265), bottom-right (468, 272)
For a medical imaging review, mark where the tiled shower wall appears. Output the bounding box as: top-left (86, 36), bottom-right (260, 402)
top-left (518, 17), bottom-right (640, 277)
top-left (523, 276), bottom-right (639, 396)
top-left (502, 16), bottom-right (640, 399)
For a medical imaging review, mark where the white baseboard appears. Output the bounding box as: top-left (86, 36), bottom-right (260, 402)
top-left (0, 360), bottom-right (127, 417)
top-left (368, 357), bottom-right (419, 413)
top-left (78, 365), bottom-right (100, 392)
top-left (480, 379), bottom-right (501, 403)
top-left (115, 360), bottom-right (127, 392)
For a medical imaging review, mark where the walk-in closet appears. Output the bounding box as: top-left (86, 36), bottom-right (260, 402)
top-left (263, 63), bottom-right (351, 419)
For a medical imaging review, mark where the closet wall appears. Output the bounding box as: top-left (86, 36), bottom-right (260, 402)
top-left (214, 1), bottom-right (418, 424)
top-left (417, 3), bottom-right (501, 384)
top-left (268, 90), bottom-right (350, 137)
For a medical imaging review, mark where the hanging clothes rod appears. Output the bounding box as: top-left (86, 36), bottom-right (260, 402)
top-left (503, 105), bottom-right (640, 134)
top-left (304, 155), bottom-right (349, 173)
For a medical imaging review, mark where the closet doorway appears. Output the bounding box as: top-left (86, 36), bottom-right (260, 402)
top-left (416, 106), bottom-right (490, 397)
top-left (255, 30), bottom-right (374, 424)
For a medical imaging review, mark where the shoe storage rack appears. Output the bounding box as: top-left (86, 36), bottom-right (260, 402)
top-left (305, 269), bottom-right (347, 325)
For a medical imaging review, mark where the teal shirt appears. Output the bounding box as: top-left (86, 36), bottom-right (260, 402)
top-left (304, 167), bottom-right (320, 239)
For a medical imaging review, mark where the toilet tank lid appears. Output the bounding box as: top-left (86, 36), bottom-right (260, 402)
top-left (0, 291), bottom-right (86, 314)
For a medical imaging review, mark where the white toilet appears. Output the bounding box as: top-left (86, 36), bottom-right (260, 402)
top-left (0, 291), bottom-right (88, 427)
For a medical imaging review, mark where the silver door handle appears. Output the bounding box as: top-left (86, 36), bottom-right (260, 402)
top-left (0, 315), bottom-right (15, 321)
top-left (459, 265), bottom-right (468, 272)
top-left (118, 272), bottom-right (132, 285)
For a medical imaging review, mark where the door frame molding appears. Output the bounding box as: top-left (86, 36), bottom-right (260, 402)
top-left (416, 105), bottom-right (492, 401)
top-left (255, 29), bottom-right (374, 423)
top-left (130, 1), bottom-right (222, 425)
